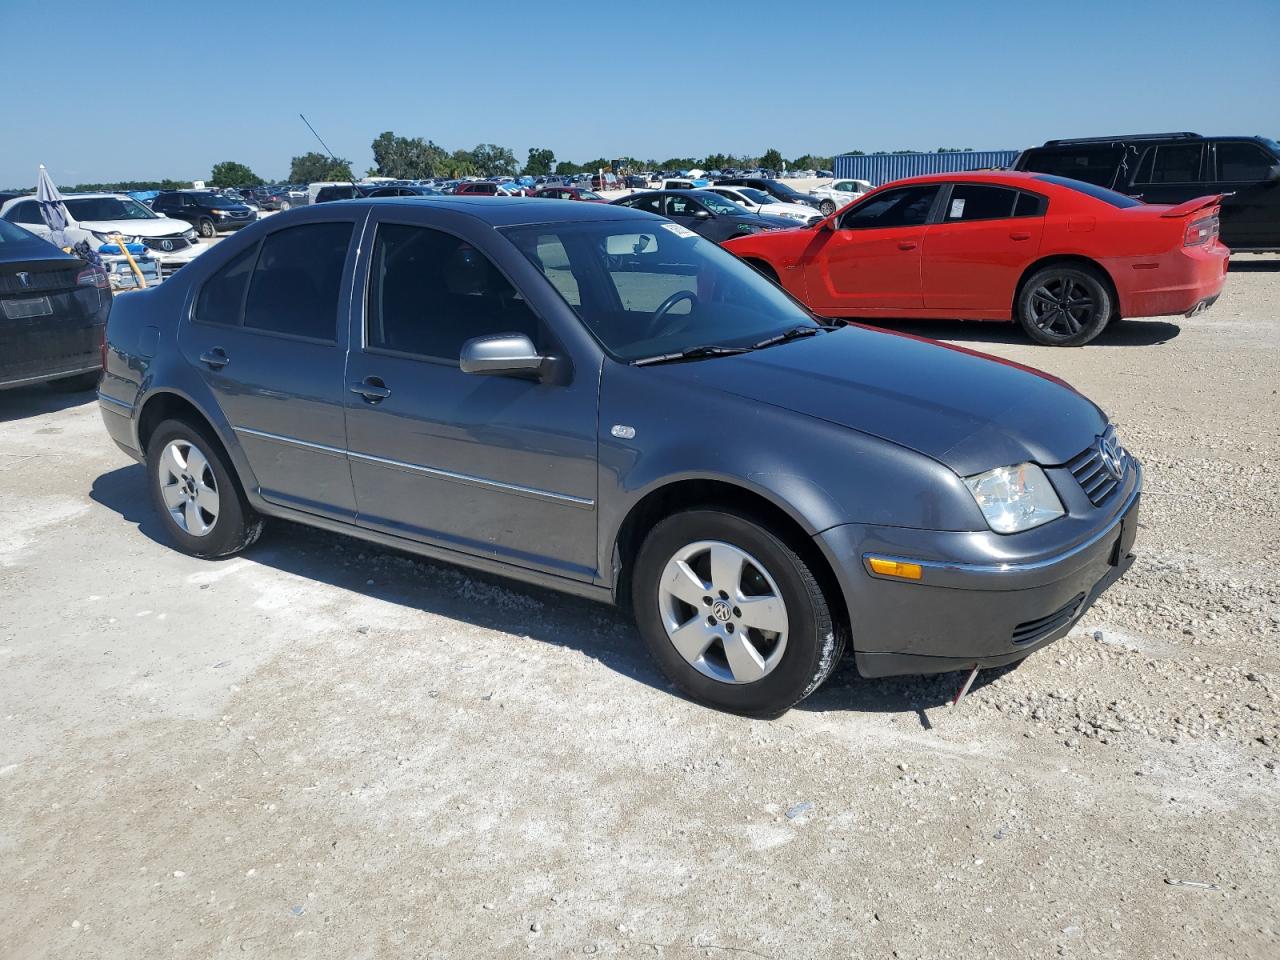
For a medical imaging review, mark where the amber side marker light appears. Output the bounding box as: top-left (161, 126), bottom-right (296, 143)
top-left (867, 557), bottom-right (923, 581)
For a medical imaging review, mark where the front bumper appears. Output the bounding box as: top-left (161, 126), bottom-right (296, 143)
top-left (819, 465), bottom-right (1142, 678)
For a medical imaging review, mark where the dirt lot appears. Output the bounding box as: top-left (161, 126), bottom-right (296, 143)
top-left (2, 256), bottom-right (1277, 960)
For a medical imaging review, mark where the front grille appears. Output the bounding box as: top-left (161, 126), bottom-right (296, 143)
top-left (0, 267), bottom-right (79, 296)
top-left (142, 236), bottom-right (191, 252)
top-left (1012, 593), bottom-right (1086, 646)
top-left (1067, 443), bottom-right (1123, 506)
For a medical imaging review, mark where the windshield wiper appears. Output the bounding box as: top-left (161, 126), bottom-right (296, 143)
top-left (751, 326), bottom-right (823, 350)
top-left (632, 344), bottom-right (752, 367)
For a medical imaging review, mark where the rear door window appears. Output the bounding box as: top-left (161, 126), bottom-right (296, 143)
top-left (839, 185), bottom-right (940, 229)
top-left (1215, 141), bottom-right (1276, 182)
top-left (5, 201), bottom-right (43, 224)
top-left (625, 194), bottom-right (662, 214)
top-left (242, 222), bottom-right (353, 340)
top-left (194, 244), bottom-right (257, 327)
top-left (1020, 146), bottom-right (1122, 187)
top-left (1135, 144), bottom-right (1204, 183)
top-left (942, 184), bottom-right (1017, 222)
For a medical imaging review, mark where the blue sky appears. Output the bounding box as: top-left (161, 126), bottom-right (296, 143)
top-left (3, 0), bottom-right (1276, 187)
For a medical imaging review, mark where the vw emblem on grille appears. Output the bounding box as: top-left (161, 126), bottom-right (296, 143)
top-left (1097, 430), bottom-right (1126, 480)
top-left (16, 271), bottom-right (31, 287)
top-left (160, 239), bottom-right (174, 252)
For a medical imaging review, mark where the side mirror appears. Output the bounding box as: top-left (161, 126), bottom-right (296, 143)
top-left (1268, 164), bottom-right (1280, 183)
top-left (822, 215), bottom-right (839, 232)
top-left (460, 333), bottom-right (548, 379)
top-left (693, 209), bottom-right (711, 219)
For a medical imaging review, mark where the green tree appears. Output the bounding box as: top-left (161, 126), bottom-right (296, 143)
top-left (759, 147), bottom-right (784, 171)
top-left (209, 161), bottom-right (263, 188)
top-left (524, 147), bottom-right (555, 176)
top-left (468, 143), bottom-right (517, 177)
top-left (371, 131), bottom-right (450, 179)
top-left (554, 160), bottom-right (580, 175)
top-left (289, 151), bottom-right (353, 183)
top-left (790, 154), bottom-right (833, 171)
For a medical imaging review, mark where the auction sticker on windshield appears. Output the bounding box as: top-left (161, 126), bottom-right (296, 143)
top-left (661, 223), bottom-right (698, 239)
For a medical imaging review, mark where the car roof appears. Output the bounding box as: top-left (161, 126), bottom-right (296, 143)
top-left (357, 196), bottom-right (656, 226)
top-left (873, 170), bottom-right (1053, 189)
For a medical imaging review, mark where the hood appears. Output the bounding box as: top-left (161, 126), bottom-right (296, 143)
top-left (649, 325), bottom-right (1106, 476)
top-left (753, 213), bottom-right (804, 229)
top-left (77, 217), bottom-right (192, 238)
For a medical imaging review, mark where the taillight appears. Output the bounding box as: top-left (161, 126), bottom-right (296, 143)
top-left (77, 265), bottom-right (110, 289)
top-left (1184, 214), bottom-right (1219, 246)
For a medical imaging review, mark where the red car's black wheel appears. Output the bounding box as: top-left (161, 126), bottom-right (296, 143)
top-left (1016, 265), bottom-right (1112, 346)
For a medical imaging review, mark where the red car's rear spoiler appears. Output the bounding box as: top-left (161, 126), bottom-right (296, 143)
top-left (1159, 194), bottom-right (1224, 218)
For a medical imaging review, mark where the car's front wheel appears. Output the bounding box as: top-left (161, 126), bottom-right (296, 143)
top-left (146, 419), bottom-right (263, 559)
top-left (279, 200), bottom-right (291, 212)
top-left (632, 509), bottom-right (844, 716)
top-left (818, 199), bottom-right (836, 217)
top-left (1016, 265), bottom-right (1112, 346)
top-left (197, 218), bottom-right (216, 239)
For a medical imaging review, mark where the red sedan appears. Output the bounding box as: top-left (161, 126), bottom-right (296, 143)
top-left (532, 186), bottom-right (609, 203)
top-left (723, 171), bottom-right (1228, 346)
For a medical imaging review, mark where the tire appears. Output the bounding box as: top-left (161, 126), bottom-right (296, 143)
top-left (198, 218), bottom-right (216, 239)
top-left (818, 200), bottom-right (836, 217)
top-left (631, 509), bottom-right (845, 717)
top-left (1016, 264), bottom-right (1112, 346)
top-left (279, 200), bottom-right (291, 212)
top-left (49, 370), bottom-right (99, 392)
top-left (145, 418), bottom-right (263, 559)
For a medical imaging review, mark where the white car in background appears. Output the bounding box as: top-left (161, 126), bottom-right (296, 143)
top-left (0, 193), bottom-right (204, 279)
top-left (807, 179), bottom-right (873, 217)
top-left (705, 185), bottom-right (823, 226)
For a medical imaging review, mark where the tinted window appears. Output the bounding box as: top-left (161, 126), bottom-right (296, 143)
top-left (6, 201), bottom-right (42, 224)
top-left (625, 194), bottom-right (662, 214)
top-left (366, 224), bottom-right (541, 362)
top-left (1020, 147), bottom-right (1122, 187)
top-left (1014, 192), bottom-right (1047, 217)
top-left (666, 195), bottom-right (707, 217)
top-left (195, 244), bottom-right (257, 326)
top-left (944, 184), bottom-right (1016, 221)
top-left (1138, 144), bottom-right (1203, 183)
top-left (1216, 141), bottom-right (1275, 182)
top-left (0, 219), bottom-right (39, 243)
top-left (1031, 175), bottom-right (1144, 208)
top-left (242, 222), bottom-right (352, 340)
top-left (839, 185), bottom-right (939, 229)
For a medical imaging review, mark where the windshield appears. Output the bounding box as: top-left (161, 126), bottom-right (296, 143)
top-left (503, 220), bottom-right (819, 362)
top-left (64, 197), bottom-right (157, 221)
top-left (1031, 174), bottom-right (1144, 208)
top-left (695, 193), bottom-right (746, 216)
top-left (738, 188), bottom-right (775, 204)
top-left (770, 182), bottom-right (806, 200)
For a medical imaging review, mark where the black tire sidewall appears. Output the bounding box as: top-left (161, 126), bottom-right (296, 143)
top-left (1017, 266), bottom-right (1112, 347)
top-left (632, 509), bottom-right (836, 717)
top-left (146, 419), bottom-right (252, 559)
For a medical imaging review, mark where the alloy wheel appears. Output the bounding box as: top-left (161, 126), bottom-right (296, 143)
top-left (1028, 274), bottom-right (1098, 340)
top-left (158, 439), bottom-right (220, 536)
top-left (657, 540), bottom-right (789, 684)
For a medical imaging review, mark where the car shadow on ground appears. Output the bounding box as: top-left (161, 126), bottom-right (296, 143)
top-left (0, 383), bottom-right (97, 423)
top-left (90, 463), bottom-right (978, 720)
top-left (1228, 258), bottom-right (1280, 272)
top-left (862, 317), bottom-right (1182, 348)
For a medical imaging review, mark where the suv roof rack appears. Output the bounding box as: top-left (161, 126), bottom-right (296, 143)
top-left (1042, 133), bottom-right (1201, 147)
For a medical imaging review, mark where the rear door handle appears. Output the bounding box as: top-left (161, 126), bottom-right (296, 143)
top-left (897, 241), bottom-right (918, 251)
top-left (1009, 231), bottom-right (1032, 241)
top-left (350, 377), bottom-right (391, 403)
top-left (199, 348), bottom-right (229, 369)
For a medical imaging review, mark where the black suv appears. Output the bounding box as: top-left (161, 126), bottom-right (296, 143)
top-left (715, 177), bottom-right (824, 213)
top-left (1013, 133), bottom-right (1280, 251)
top-left (151, 191), bottom-right (257, 238)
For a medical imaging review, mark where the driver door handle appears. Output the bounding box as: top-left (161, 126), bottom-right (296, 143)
top-left (199, 348), bottom-right (229, 369)
top-left (1009, 231), bottom-right (1033, 241)
top-left (897, 240), bottom-right (918, 251)
top-left (350, 376), bottom-right (391, 403)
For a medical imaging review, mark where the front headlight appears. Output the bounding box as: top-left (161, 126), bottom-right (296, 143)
top-left (183, 228), bottom-right (197, 241)
top-left (210, 209), bottom-right (227, 215)
top-left (963, 463), bottom-right (1064, 534)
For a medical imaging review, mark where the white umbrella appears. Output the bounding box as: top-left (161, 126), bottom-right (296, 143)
top-left (36, 164), bottom-right (71, 250)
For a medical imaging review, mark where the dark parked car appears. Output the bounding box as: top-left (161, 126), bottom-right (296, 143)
top-left (98, 197), bottom-right (1141, 716)
top-left (612, 190), bottom-right (798, 244)
top-left (151, 191), bottom-right (257, 238)
top-left (1, 219), bottom-right (110, 392)
top-left (532, 186), bottom-right (608, 202)
top-left (716, 177), bottom-right (823, 212)
top-left (316, 184), bottom-right (441, 203)
top-left (450, 181), bottom-right (500, 196)
top-left (1013, 132), bottom-right (1280, 251)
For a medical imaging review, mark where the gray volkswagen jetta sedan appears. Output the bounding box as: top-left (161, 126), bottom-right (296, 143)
top-left (98, 197), bottom-right (1141, 716)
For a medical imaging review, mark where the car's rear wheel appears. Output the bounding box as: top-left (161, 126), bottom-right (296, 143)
top-left (146, 418), bottom-right (263, 559)
top-left (279, 200), bottom-right (291, 211)
top-left (49, 371), bottom-right (99, 392)
top-left (1016, 265), bottom-right (1112, 346)
top-left (819, 199), bottom-right (836, 217)
top-left (632, 509), bottom-right (844, 717)
top-left (198, 218), bottom-right (216, 239)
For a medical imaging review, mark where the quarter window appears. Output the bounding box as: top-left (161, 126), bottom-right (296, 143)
top-left (625, 194), bottom-right (662, 214)
top-left (1013, 192), bottom-right (1048, 217)
top-left (194, 244), bottom-right (257, 327)
top-left (6, 201), bottom-right (43, 225)
top-left (1136, 144), bottom-right (1203, 183)
top-left (839, 185), bottom-right (939, 229)
top-left (242, 222), bottom-right (352, 340)
top-left (365, 224), bottom-right (542, 362)
top-left (943, 184), bottom-right (1017, 221)
top-left (1215, 141), bottom-right (1275, 182)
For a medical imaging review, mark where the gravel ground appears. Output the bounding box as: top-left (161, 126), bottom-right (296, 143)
top-left (1, 255), bottom-right (1277, 960)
